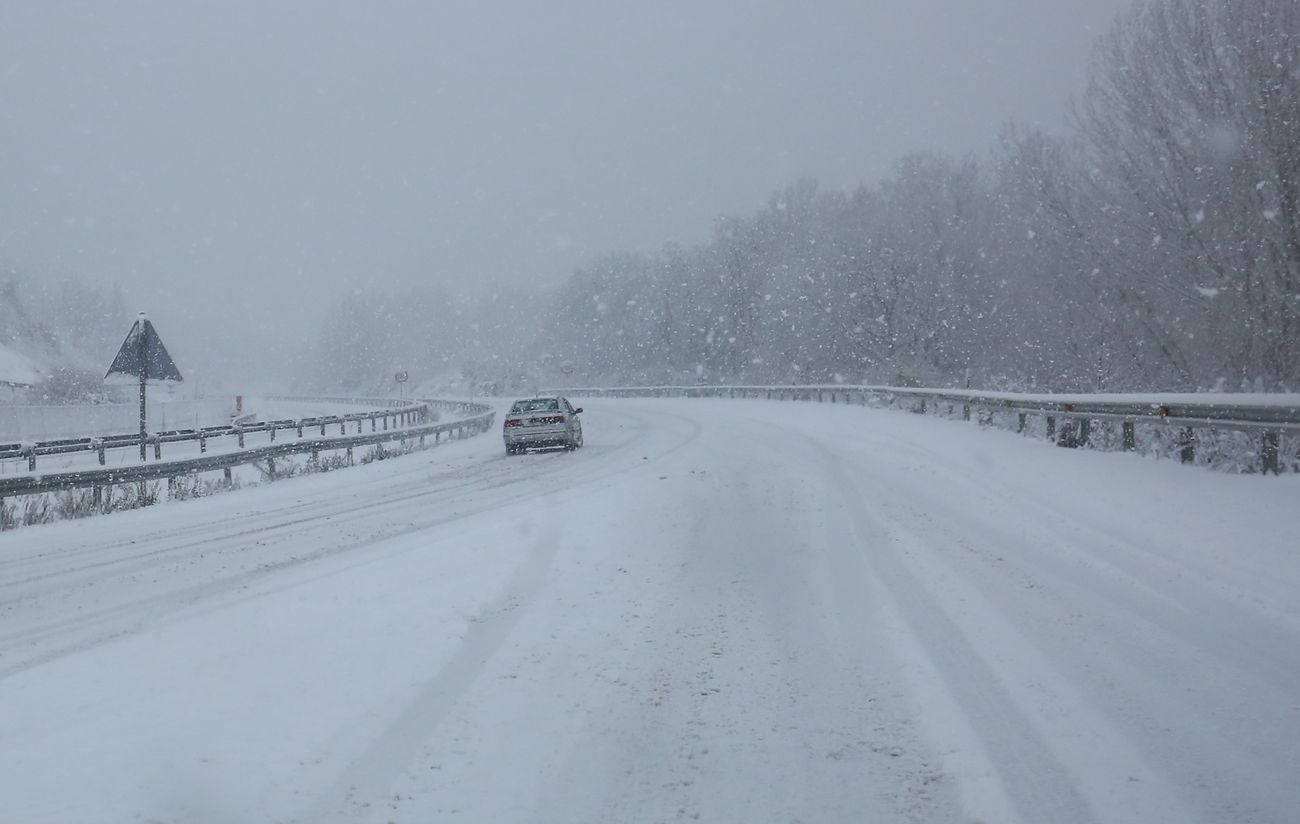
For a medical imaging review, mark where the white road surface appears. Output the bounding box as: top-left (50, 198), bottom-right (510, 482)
top-left (1, 398), bottom-right (1296, 823)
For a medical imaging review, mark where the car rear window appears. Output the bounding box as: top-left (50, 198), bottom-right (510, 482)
top-left (511, 399), bottom-right (561, 413)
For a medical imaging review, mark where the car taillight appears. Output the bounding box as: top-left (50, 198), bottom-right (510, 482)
top-left (504, 418), bottom-right (522, 428)
top-left (548, 415), bottom-right (566, 424)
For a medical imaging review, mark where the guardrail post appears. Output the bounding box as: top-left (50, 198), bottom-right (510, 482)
top-left (237, 428), bottom-right (245, 449)
top-left (1078, 419), bottom-right (1092, 447)
top-left (962, 401), bottom-right (971, 421)
top-left (1177, 427), bottom-right (1196, 463)
top-left (223, 467), bottom-right (233, 487)
top-left (1046, 416), bottom-right (1056, 439)
top-left (320, 422), bottom-right (327, 436)
top-left (26, 446), bottom-right (36, 472)
top-left (93, 486), bottom-right (102, 511)
top-left (154, 438), bottom-right (162, 460)
top-left (1122, 421), bottom-right (1136, 451)
top-left (340, 421), bottom-right (346, 435)
top-left (371, 417), bottom-right (377, 432)
top-left (97, 441), bottom-right (107, 465)
top-left (346, 446), bottom-right (354, 465)
top-left (297, 422), bottom-right (304, 438)
top-left (1261, 431), bottom-right (1280, 475)
top-left (269, 427), bottom-right (276, 442)
top-left (1017, 413), bottom-right (1027, 434)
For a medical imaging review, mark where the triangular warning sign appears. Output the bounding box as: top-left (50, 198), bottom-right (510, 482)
top-left (105, 314), bottom-right (184, 384)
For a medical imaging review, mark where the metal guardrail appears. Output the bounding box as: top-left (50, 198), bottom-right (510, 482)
top-left (265, 394), bottom-right (489, 419)
top-left (546, 385), bottom-right (1300, 474)
top-left (0, 399), bottom-right (436, 471)
top-left (0, 398), bottom-right (495, 499)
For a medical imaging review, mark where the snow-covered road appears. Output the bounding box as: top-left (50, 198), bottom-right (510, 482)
top-left (1, 398), bottom-right (1296, 823)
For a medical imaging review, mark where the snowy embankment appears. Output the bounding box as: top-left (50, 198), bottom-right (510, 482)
top-left (0, 395), bottom-right (405, 479)
top-left (0, 398), bottom-right (237, 442)
top-left (0, 398), bottom-right (1295, 823)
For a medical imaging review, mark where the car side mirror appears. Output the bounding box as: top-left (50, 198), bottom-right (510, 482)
top-left (573, 408), bottom-right (583, 414)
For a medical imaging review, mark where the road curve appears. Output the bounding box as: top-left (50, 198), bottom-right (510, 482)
top-left (0, 398), bottom-right (1296, 823)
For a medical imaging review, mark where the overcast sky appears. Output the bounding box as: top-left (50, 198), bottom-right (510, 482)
top-left (0, 0), bottom-right (1128, 383)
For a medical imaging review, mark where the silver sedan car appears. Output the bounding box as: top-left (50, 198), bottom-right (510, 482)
top-left (503, 396), bottom-right (584, 455)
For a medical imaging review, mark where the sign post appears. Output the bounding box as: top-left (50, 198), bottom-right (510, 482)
top-left (105, 313), bottom-right (184, 460)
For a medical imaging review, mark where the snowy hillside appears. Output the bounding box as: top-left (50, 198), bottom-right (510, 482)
top-left (0, 275), bottom-right (130, 391)
top-left (0, 342), bottom-right (42, 386)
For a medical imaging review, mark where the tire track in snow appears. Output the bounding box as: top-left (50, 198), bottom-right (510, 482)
top-left (292, 524), bottom-right (564, 824)
top-left (485, 414), bottom-right (963, 824)
top-left (0, 405), bottom-right (700, 681)
top-left (0, 448), bottom-right (555, 589)
top-left (0, 405), bottom-right (635, 582)
top-left (810, 435), bottom-right (1196, 824)
top-left (706, 416), bottom-right (1173, 824)
top-left (830, 437), bottom-right (1299, 824)
top-left (868, 471), bottom-right (1300, 699)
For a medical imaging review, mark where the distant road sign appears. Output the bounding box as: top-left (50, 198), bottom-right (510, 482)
top-left (394, 370), bottom-right (409, 384)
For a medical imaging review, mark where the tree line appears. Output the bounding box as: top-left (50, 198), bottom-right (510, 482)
top-left (311, 0), bottom-right (1299, 394)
